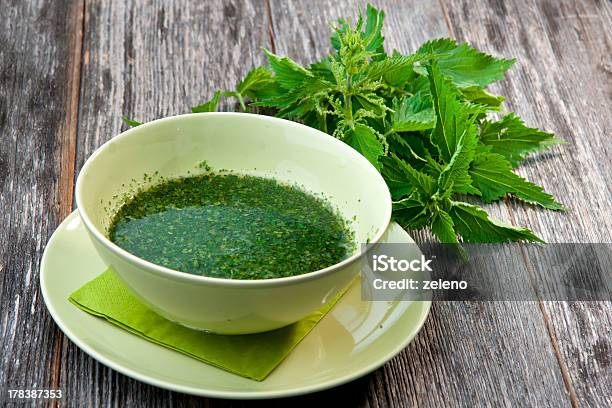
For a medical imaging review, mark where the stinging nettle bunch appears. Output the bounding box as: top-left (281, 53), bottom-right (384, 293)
top-left (126, 4), bottom-right (565, 245)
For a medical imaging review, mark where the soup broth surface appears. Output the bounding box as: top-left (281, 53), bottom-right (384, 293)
top-left (109, 172), bottom-right (355, 279)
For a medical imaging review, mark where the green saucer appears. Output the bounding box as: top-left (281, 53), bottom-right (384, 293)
top-left (41, 211), bottom-right (430, 399)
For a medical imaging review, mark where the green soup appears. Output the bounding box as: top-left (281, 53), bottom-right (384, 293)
top-left (108, 173), bottom-right (355, 279)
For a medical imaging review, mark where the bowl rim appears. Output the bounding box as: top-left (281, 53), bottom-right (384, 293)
top-left (75, 112), bottom-right (392, 288)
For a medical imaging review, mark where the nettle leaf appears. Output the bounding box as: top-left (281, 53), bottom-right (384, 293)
top-left (431, 210), bottom-right (459, 244)
top-left (480, 113), bottom-right (562, 167)
top-left (330, 4), bottom-right (385, 56)
top-left (381, 168), bottom-right (414, 199)
top-left (437, 124), bottom-right (480, 195)
top-left (402, 89), bottom-right (432, 111)
top-left (409, 74), bottom-right (431, 95)
top-left (381, 155), bottom-right (420, 198)
top-left (387, 133), bottom-right (430, 166)
top-left (417, 38), bottom-right (515, 88)
top-left (384, 53), bottom-right (420, 86)
top-left (363, 3), bottom-right (385, 54)
top-left (191, 90), bottom-right (221, 113)
top-left (122, 117), bottom-right (142, 127)
top-left (355, 92), bottom-right (388, 117)
top-left (330, 18), bottom-right (349, 51)
top-left (392, 197), bottom-right (430, 229)
top-left (428, 63), bottom-right (474, 162)
top-left (237, 66), bottom-right (280, 100)
top-left (344, 124), bottom-right (384, 169)
top-left (264, 49), bottom-right (312, 89)
top-left (470, 152), bottom-right (565, 210)
top-left (460, 86), bottom-right (505, 109)
top-left (252, 90), bottom-right (299, 111)
top-left (363, 53), bottom-right (422, 85)
top-left (461, 101), bottom-right (491, 117)
top-left (392, 93), bottom-right (435, 132)
top-left (254, 75), bottom-right (333, 119)
top-left (450, 201), bottom-right (544, 243)
top-left (382, 154), bottom-right (437, 197)
top-left (310, 57), bottom-right (335, 82)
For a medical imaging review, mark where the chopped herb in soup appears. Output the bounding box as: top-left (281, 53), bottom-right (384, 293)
top-left (108, 173), bottom-right (355, 279)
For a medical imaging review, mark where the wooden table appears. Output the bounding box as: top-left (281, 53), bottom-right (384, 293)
top-left (1, 0), bottom-right (610, 406)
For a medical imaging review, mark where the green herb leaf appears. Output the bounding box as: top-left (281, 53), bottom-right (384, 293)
top-left (428, 63), bottom-right (474, 163)
top-left (381, 156), bottom-right (420, 199)
top-left (428, 63), bottom-right (482, 195)
top-left (417, 38), bottom-right (515, 87)
top-left (392, 197), bottom-right (430, 229)
top-left (387, 133), bottom-right (431, 166)
top-left (363, 54), bottom-right (421, 85)
top-left (450, 201), bottom-right (544, 243)
top-left (391, 93), bottom-right (435, 132)
top-left (191, 90), bottom-right (221, 113)
top-left (480, 113), bottom-right (562, 167)
top-left (263, 49), bottom-right (312, 90)
top-left (344, 124), bottom-right (384, 169)
top-left (431, 210), bottom-right (459, 244)
top-left (437, 124), bottom-right (480, 195)
top-left (469, 152), bottom-right (565, 210)
top-left (310, 57), bottom-right (335, 81)
top-left (237, 66), bottom-right (280, 100)
top-left (362, 3), bottom-right (385, 54)
top-left (331, 4), bottom-right (385, 55)
top-left (383, 154), bottom-right (437, 197)
top-left (460, 86), bottom-right (505, 109)
top-left (122, 117), bottom-right (142, 127)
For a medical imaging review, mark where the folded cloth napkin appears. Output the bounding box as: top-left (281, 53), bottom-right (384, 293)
top-left (69, 269), bottom-right (349, 381)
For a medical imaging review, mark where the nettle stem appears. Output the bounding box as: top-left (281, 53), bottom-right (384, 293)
top-left (237, 94), bottom-right (247, 112)
top-left (345, 75), bottom-right (354, 127)
top-left (321, 112), bottom-right (328, 133)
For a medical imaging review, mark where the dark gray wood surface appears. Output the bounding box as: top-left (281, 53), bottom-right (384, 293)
top-left (0, 0), bottom-right (610, 406)
top-left (0, 0), bottom-right (83, 404)
top-left (444, 1), bottom-right (612, 406)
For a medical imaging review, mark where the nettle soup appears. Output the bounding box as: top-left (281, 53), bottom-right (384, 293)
top-left (108, 172), bottom-right (355, 279)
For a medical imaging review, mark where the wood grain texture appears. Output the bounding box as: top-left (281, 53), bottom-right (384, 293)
top-left (442, 0), bottom-right (612, 406)
top-left (0, 0), bottom-right (82, 405)
top-left (268, 1), bottom-right (574, 406)
top-left (1, 0), bottom-right (610, 406)
top-left (61, 1), bottom-right (272, 406)
top-left (74, 0), bottom-right (270, 173)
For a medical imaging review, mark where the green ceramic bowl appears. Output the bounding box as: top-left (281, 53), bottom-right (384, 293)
top-left (76, 113), bottom-right (392, 334)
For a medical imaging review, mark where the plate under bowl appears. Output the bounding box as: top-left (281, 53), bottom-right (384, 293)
top-left (40, 211), bottom-right (430, 399)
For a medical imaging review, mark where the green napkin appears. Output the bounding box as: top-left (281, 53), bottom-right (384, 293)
top-left (69, 269), bottom-right (349, 381)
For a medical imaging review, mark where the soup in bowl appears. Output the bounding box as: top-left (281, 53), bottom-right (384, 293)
top-left (76, 113), bottom-right (391, 334)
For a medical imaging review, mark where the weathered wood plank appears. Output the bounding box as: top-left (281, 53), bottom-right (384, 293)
top-left (74, 0), bottom-right (270, 172)
top-left (268, 1), bottom-right (572, 406)
top-left (0, 0), bottom-right (83, 405)
top-left (61, 0), bottom-right (272, 406)
top-left (442, 0), bottom-right (612, 406)
top-left (0, 0), bottom-right (601, 406)
top-left (268, 0), bottom-right (448, 64)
